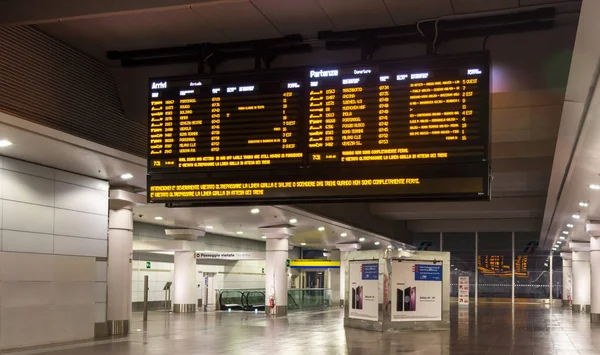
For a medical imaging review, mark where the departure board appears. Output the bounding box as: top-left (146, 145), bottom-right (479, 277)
top-left (147, 53), bottom-right (490, 205)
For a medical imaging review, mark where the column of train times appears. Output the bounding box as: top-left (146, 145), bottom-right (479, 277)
top-left (308, 87), bottom-right (338, 161)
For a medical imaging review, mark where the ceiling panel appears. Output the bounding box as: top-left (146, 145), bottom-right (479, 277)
top-left (383, 0), bottom-right (454, 25)
top-left (316, 0), bottom-right (395, 30)
top-left (36, 8), bottom-right (227, 61)
top-left (451, 0), bottom-right (519, 14)
top-left (191, 1), bottom-right (281, 41)
top-left (252, 0), bottom-right (334, 36)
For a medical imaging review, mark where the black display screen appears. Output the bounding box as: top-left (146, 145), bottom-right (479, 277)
top-left (147, 53), bottom-right (490, 205)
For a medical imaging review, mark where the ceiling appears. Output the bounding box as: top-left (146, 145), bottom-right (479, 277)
top-left (0, 110), bottom-right (407, 251)
top-left (0, 0), bottom-right (586, 243)
top-left (539, 0), bottom-right (600, 252)
top-left (0, 0), bottom-right (575, 64)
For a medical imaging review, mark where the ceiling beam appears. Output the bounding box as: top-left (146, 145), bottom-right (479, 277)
top-left (0, 0), bottom-right (224, 25)
top-left (408, 218), bottom-right (542, 233)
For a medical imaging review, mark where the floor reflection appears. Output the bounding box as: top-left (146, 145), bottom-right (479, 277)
top-left (4, 304), bottom-right (600, 355)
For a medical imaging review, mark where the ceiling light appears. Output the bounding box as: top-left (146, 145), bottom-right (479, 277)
top-left (559, 236), bottom-right (566, 240)
top-left (289, 218), bottom-right (297, 224)
top-left (387, 245), bottom-right (393, 249)
top-left (300, 242), bottom-right (306, 246)
top-left (544, 263), bottom-right (548, 267)
top-left (318, 226), bottom-right (325, 231)
top-left (567, 224), bottom-right (574, 228)
top-left (579, 202), bottom-right (589, 207)
top-left (572, 214), bottom-right (581, 219)
top-left (236, 231), bottom-right (243, 235)
top-left (398, 247), bottom-right (403, 251)
top-left (206, 225), bottom-right (214, 229)
top-left (154, 216), bottom-right (163, 220)
top-left (341, 232), bottom-right (347, 237)
top-left (557, 241), bottom-right (562, 244)
top-left (0, 140), bottom-right (12, 147)
top-left (374, 241), bottom-right (380, 245)
top-left (562, 231), bottom-right (569, 235)
top-left (359, 237), bottom-right (365, 242)
top-left (261, 235), bottom-right (267, 239)
top-left (120, 173), bottom-right (133, 180)
top-left (590, 184), bottom-right (600, 190)
top-left (552, 247), bottom-right (557, 251)
top-left (554, 245), bottom-right (559, 248)
top-left (250, 208), bottom-right (260, 214)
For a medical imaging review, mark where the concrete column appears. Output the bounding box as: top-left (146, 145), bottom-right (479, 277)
top-left (173, 251), bottom-right (197, 313)
top-left (106, 190), bottom-right (145, 335)
top-left (591, 236), bottom-right (600, 323)
top-left (572, 250), bottom-right (591, 312)
top-left (329, 250), bottom-right (341, 307)
top-left (265, 237), bottom-right (288, 316)
top-left (560, 252), bottom-right (572, 306)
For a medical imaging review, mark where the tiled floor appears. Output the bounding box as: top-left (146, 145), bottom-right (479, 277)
top-left (6, 304), bottom-right (600, 354)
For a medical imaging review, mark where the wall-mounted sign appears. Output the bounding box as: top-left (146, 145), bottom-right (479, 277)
top-left (391, 260), bottom-right (442, 322)
top-left (146, 261), bottom-right (151, 269)
top-left (349, 261), bottom-right (379, 321)
top-left (194, 251), bottom-right (265, 260)
top-left (289, 259), bottom-right (341, 269)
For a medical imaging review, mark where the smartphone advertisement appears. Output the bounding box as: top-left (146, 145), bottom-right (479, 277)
top-left (349, 261), bottom-right (379, 321)
top-left (391, 260), bottom-right (442, 322)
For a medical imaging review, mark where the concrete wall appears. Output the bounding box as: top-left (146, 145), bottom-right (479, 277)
top-left (0, 157), bottom-right (108, 350)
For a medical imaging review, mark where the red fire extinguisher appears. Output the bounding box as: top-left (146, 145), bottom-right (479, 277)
top-left (269, 296), bottom-right (275, 309)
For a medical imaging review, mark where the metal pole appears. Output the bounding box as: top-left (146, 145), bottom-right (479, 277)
top-left (475, 232), bottom-right (478, 304)
top-left (143, 275), bottom-right (149, 322)
top-left (550, 254), bottom-right (554, 304)
top-left (440, 232), bottom-right (443, 251)
top-left (512, 232), bottom-right (515, 305)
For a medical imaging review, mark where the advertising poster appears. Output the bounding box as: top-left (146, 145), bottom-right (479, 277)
top-left (458, 276), bottom-right (469, 306)
top-left (391, 260), bottom-right (442, 322)
top-left (349, 261), bottom-right (379, 321)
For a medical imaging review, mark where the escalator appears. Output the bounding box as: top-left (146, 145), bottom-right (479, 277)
top-left (242, 291), bottom-right (265, 311)
top-left (218, 290), bottom-right (245, 310)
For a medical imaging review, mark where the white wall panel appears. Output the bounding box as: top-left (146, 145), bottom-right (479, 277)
top-left (95, 261), bottom-right (107, 282)
top-left (3, 158), bottom-right (53, 179)
top-left (94, 282), bottom-right (107, 303)
top-left (0, 281), bottom-right (52, 307)
top-left (51, 305), bottom-right (94, 343)
top-left (52, 282), bottom-right (94, 305)
top-left (95, 302), bottom-right (106, 323)
top-left (54, 209), bottom-right (107, 240)
top-left (2, 170), bottom-right (54, 206)
top-left (1, 305), bottom-right (54, 349)
top-left (54, 181), bottom-right (108, 215)
top-left (54, 236), bottom-right (107, 258)
top-left (2, 200), bottom-right (54, 234)
top-left (53, 255), bottom-right (95, 282)
top-left (0, 252), bottom-right (53, 282)
top-left (54, 170), bottom-right (109, 192)
top-left (2, 230), bottom-right (53, 254)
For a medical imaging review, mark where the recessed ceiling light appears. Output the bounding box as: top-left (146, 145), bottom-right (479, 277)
top-left (552, 247), bottom-right (557, 251)
top-left (559, 236), bottom-right (566, 240)
top-left (289, 218), bottom-right (297, 224)
top-left (341, 232), bottom-right (347, 237)
top-left (154, 216), bottom-right (163, 220)
top-left (579, 202), bottom-right (589, 207)
top-left (398, 247), bottom-right (403, 251)
top-left (562, 231), bottom-right (569, 235)
top-left (0, 140), bottom-right (12, 147)
top-left (554, 244), bottom-right (559, 248)
top-left (374, 241), bottom-right (380, 245)
top-left (567, 224), bottom-right (574, 228)
top-left (590, 184), bottom-right (600, 190)
top-left (251, 208), bottom-right (260, 214)
top-left (557, 241), bottom-right (562, 244)
top-left (387, 245), bottom-right (393, 249)
top-left (359, 237), bottom-right (365, 242)
top-left (236, 231), bottom-right (243, 235)
top-left (544, 263), bottom-right (548, 267)
top-left (206, 225), bottom-right (214, 229)
top-left (572, 214), bottom-right (581, 219)
top-left (120, 173), bottom-right (133, 180)
top-left (300, 242), bottom-right (306, 246)
top-left (261, 235), bottom-right (267, 239)
top-left (318, 226), bottom-right (325, 231)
